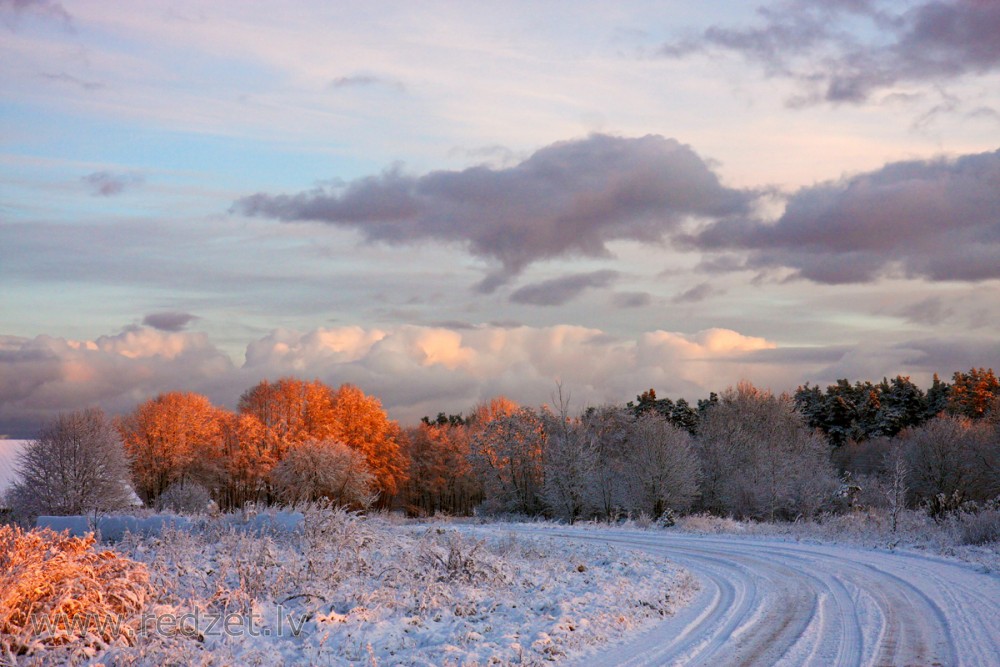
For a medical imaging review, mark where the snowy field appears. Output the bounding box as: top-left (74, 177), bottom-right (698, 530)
top-left (4, 508), bottom-right (694, 666)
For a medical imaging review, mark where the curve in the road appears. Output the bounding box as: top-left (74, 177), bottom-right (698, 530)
top-left (514, 527), bottom-right (1000, 667)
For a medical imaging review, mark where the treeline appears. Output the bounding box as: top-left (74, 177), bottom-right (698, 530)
top-left (5, 369), bottom-right (999, 524)
top-left (795, 368), bottom-right (998, 445)
top-left (408, 369), bottom-right (1000, 522)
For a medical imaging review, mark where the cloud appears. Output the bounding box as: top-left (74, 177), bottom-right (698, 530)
top-left (672, 282), bottom-right (718, 304)
top-left (4, 322), bottom-right (996, 437)
top-left (82, 171), bottom-right (143, 196)
top-left (40, 72), bottom-right (103, 91)
top-left (509, 270), bottom-right (619, 306)
top-left (684, 148), bottom-right (1000, 283)
top-left (896, 297), bottom-right (954, 326)
top-left (0, 329), bottom-right (235, 437)
top-left (662, 0), bottom-right (1000, 105)
top-left (1, 0), bottom-right (72, 29)
top-left (0, 323), bottom-right (780, 436)
top-left (142, 311), bottom-right (199, 332)
top-left (611, 291), bottom-right (653, 308)
top-left (329, 74), bottom-right (405, 92)
top-left (232, 134), bottom-right (753, 291)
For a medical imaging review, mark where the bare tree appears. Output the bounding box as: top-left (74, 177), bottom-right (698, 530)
top-left (903, 414), bottom-right (998, 513)
top-left (621, 413), bottom-right (700, 518)
top-left (581, 405), bottom-right (633, 521)
top-left (10, 409), bottom-right (135, 522)
top-left (697, 382), bottom-right (838, 520)
top-left (541, 385), bottom-right (596, 523)
top-left (883, 445), bottom-right (908, 535)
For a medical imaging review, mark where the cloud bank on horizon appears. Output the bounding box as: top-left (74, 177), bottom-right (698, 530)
top-left (4, 322), bottom-right (995, 438)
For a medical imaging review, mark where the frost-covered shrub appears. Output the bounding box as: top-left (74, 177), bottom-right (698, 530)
top-left (957, 509), bottom-right (1000, 545)
top-left (156, 481), bottom-right (212, 514)
top-left (0, 525), bottom-right (149, 662)
top-left (270, 439), bottom-right (376, 507)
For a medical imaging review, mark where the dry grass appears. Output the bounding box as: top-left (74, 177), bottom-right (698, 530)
top-left (0, 525), bottom-right (150, 663)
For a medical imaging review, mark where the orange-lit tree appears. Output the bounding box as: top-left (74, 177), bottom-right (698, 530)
top-left (949, 367), bottom-right (1000, 419)
top-left (118, 392), bottom-right (228, 504)
top-left (403, 421), bottom-right (480, 516)
top-left (218, 411), bottom-right (270, 510)
top-left (328, 384), bottom-right (408, 503)
top-left (469, 403), bottom-right (546, 514)
top-left (237, 377), bottom-right (338, 458)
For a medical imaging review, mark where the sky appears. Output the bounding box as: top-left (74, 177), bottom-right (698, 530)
top-left (2, 0), bottom-right (999, 436)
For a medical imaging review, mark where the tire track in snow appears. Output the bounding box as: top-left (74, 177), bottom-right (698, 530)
top-left (510, 527), bottom-right (1000, 666)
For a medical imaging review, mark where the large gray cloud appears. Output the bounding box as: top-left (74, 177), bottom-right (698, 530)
top-left (233, 134), bottom-right (752, 291)
top-left (684, 148), bottom-right (1000, 283)
top-left (662, 0), bottom-right (1000, 104)
top-left (509, 270), bottom-right (619, 306)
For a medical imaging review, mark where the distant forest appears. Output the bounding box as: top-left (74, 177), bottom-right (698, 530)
top-left (5, 368), bottom-right (999, 526)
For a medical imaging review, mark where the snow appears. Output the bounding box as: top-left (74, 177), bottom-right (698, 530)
top-left (11, 509), bottom-right (1000, 665)
top-left (91, 508), bottom-right (694, 666)
top-left (35, 515), bottom-right (91, 536)
top-left (510, 519), bottom-right (1000, 666)
top-left (0, 439), bottom-right (30, 502)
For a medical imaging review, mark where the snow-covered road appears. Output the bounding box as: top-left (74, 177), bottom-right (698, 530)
top-left (514, 527), bottom-right (1000, 667)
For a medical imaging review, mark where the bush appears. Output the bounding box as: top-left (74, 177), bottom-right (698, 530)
top-left (0, 525), bottom-right (150, 661)
top-left (958, 509), bottom-right (1000, 545)
top-left (156, 481), bottom-right (212, 514)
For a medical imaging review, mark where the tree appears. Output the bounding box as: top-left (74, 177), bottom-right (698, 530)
top-left (581, 405), bottom-right (634, 520)
top-left (469, 405), bottom-right (546, 514)
top-left (925, 373), bottom-right (950, 419)
top-left (9, 409), bottom-right (134, 520)
top-left (270, 439), bottom-right (375, 507)
top-left (118, 392), bottom-right (227, 504)
top-left (949, 368), bottom-right (1000, 419)
top-left (403, 421), bottom-right (479, 516)
top-left (628, 389), bottom-right (702, 434)
top-left (698, 382), bottom-right (838, 520)
top-left (328, 384), bottom-right (408, 501)
top-left (883, 445), bottom-right (908, 535)
top-left (796, 376), bottom-right (931, 445)
top-left (218, 411), bottom-right (270, 510)
top-left (237, 377), bottom-right (338, 464)
top-left (903, 415), bottom-right (998, 510)
top-left (621, 413), bottom-right (700, 518)
top-left (873, 376), bottom-right (926, 438)
top-left (541, 386), bottom-right (596, 523)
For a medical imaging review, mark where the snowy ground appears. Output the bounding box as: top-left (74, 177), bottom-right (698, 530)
top-left (10, 508), bottom-right (1000, 665)
top-left (506, 519), bottom-right (1000, 666)
top-left (83, 508), bottom-right (694, 666)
